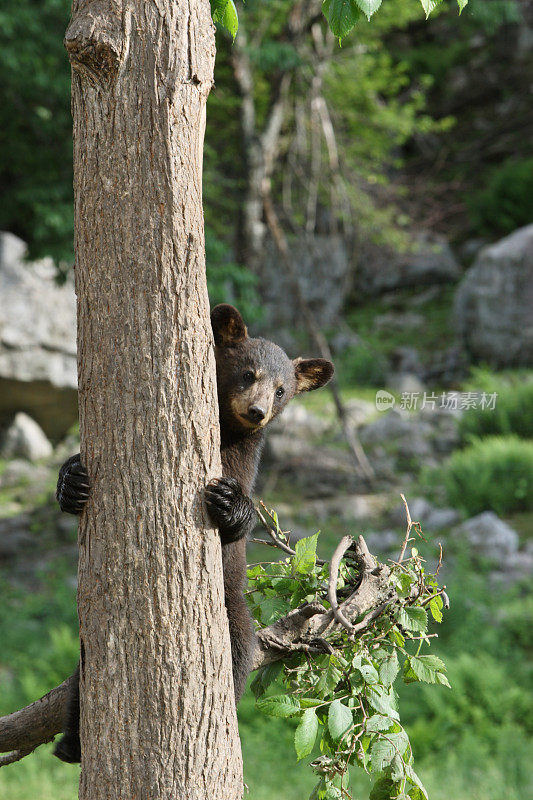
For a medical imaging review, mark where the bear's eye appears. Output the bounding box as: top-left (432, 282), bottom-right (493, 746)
top-left (243, 370), bottom-right (255, 384)
top-left (275, 386), bottom-right (285, 399)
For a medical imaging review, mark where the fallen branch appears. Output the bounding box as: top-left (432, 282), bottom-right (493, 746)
top-left (254, 534), bottom-right (394, 668)
top-left (327, 535), bottom-right (356, 633)
top-left (262, 192), bottom-right (375, 484)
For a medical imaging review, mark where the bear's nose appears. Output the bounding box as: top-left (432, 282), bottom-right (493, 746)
top-left (248, 405), bottom-right (266, 422)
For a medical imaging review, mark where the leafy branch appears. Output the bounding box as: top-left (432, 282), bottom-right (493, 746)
top-left (248, 498), bottom-right (450, 800)
top-left (211, 0), bottom-right (470, 43)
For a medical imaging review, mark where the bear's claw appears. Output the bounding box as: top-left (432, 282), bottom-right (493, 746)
top-left (56, 454), bottom-right (91, 515)
top-left (205, 477), bottom-right (255, 543)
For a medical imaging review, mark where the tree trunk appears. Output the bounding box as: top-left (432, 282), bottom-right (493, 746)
top-left (65, 1), bottom-right (243, 798)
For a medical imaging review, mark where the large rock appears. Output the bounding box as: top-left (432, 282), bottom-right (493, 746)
top-left (358, 405), bottom-right (461, 475)
top-left (257, 233), bottom-right (350, 349)
top-left (388, 497), bottom-right (460, 531)
top-left (454, 225), bottom-right (533, 367)
top-left (356, 232), bottom-right (460, 296)
top-left (0, 233), bottom-right (78, 439)
top-left (454, 512), bottom-right (519, 562)
top-left (0, 412), bottom-right (53, 461)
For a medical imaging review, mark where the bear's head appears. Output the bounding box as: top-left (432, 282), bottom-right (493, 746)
top-left (211, 304), bottom-right (334, 434)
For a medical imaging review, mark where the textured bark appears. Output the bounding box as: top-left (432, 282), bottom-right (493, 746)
top-left (65, 0), bottom-right (243, 797)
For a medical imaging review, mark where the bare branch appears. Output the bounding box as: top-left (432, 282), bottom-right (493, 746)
top-left (254, 505), bottom-right (298, 559)
top-left (262, 192), bottom-right (375, 483)
top-left (436, 542), bottom-right (443, 576)
top-left (0, 676), bottom-right (74, 763)
top-left (420, 587), bottom-right (448, 608)
top-left (0, 746), bottom-right (38, 767)
top-left (350, 602), bottom-right (389, 635)
top-left (398, 493), bottom-right (413, 564)
top-left (254, 502), bottom-right (327, 565)
top-left (328, 535), bottom-right (356, 632)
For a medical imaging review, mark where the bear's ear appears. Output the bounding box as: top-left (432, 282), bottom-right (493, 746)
top-left (211, 304), bottom-right (248, 347)
top-left (293, 358), bottom-right (334, 393)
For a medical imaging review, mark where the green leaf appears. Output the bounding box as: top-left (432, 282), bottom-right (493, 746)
top-left (322, 0), bottom-right (360, 41)
top-left (259, 595), bottom-right (291, 625)
top-left (370, 736), bottom-right (395, 773)
top-left (300, 697), bottom-right (325, 708)
top-left (367, 686), bottom-right (400, 720)
top-left (405, 764), bottom-right (429, 799)
top-left (293, 532), bottom-right (319, 575)
top-left (355, 0), bottom-right (382, 20)
top-left (249, 671), bottom-right (263, 700)
top-left (256, 694), bottom-right (300, 718)
top-left (417, 654), bottom-right (446, 671)
top-left (379, 651), bottom-right (400, 687)
top-left (354, 664), bottom-right (379, 685)
top-left (295, 708), bottom-right (319, 760)
top-left (394, 572), bottom-right (415, 599)
top-left (404, 654), bottom-right (448, 685)
top-left (260, 661), bottom-right (283, 691)
top-left (369, 777), bottom-right (395, 800)
top-left (316, 655), bottom-right (344, 697)
top-left (366, 714), bottom-right (395, 733)
top-left (210, 0), bottom-right (238, 39)
top-left (358, 662), bottom-right (380, 685)
top-left (429, 598), bottom-right (443, 623)
top-left (435, 671), bottom-right (452, 689)
top-left (390, 626), bottom-right (405, 647)
top-left (309, 778), bottom-right (327, 800)
top-left (419, 0), bottom-right (443, 18)
top-left (391, 754), bottom-right (405, 781)
top-left (324, 784), bottom-right (343, 800)
top-left (397, 606), bottom-right (428, 633)
top-left (402, 661), bottom-right (419, 685)
top-left (328, 699), bottom-right (353, 740)
top-left (457, 0), bottom-right (468, 11)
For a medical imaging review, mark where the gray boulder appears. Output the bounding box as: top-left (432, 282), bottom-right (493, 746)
top-left (0, 412), bottom-right (53, 460)
top-left (454, 512), bottom-right (519, 562)
top-left (0, 232), bottom-right (78, 439)
top-left (359, 409), bottom-right (414, 446)
top-left (454, 225), bottom-right (533, 367)
top-left (257, 233), bottom-right (350, 349)
top-left (269, 402), bottom-right (332, 439)
top-left (357, 232), bottom-right (460, 295)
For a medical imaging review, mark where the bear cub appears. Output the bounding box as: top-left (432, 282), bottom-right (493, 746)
top-left (53, 304), bottom-right (333, 763)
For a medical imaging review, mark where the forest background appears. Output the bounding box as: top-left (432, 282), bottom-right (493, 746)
top-left (0, 0), bottom-right (532, 798)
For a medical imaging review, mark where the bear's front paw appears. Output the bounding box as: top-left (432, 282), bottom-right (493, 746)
top-left (205, 477), bottom-right (255, 543)
top-left (56, 454), bottom-right (91, 515)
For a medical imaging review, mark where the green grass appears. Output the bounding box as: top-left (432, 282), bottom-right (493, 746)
top-left (0, 747), bottom-right (79, 800)
top-left (459, 371), bottom-right (533, 441)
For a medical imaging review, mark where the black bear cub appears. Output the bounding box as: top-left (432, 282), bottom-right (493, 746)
top-left (54, 304), bottom-right (334, 763)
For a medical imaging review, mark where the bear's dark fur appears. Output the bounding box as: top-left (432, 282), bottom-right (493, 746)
top-left (53, 304), bottom-right (333, 763)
